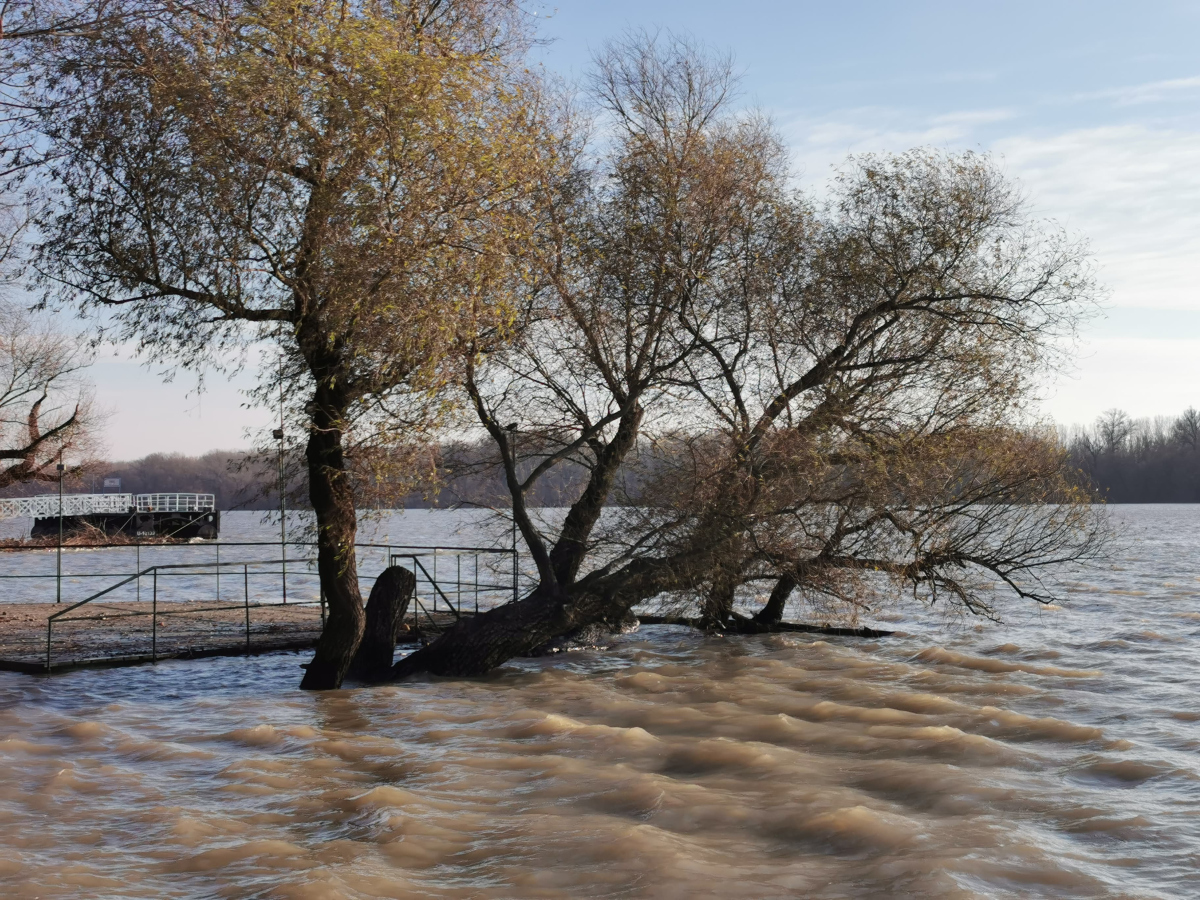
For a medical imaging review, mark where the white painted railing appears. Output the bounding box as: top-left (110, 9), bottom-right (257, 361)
top-left (0, 493), bottom-right (134, 519)
top-left (0, 492), bottom-right (215, 519)
top-left (134, 493), bottom-right (215, 513)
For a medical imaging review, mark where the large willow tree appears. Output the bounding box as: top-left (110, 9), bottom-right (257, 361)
top-left (388, 34), bottom-right (1108, 680)
top-left (36, 0), bottom-right (558, 688)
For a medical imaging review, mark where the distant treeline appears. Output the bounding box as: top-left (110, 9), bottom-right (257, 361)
top-left (1063, 408), bottom-right (1200, 502)
top-left (42, 442), bottom-right (594, 512)
top-left (94, 451), bottom-right (281, 510)
top-left (19, 412), bottom-right (1199, 510)
top-left (107, 442), bottom-right (607, 511)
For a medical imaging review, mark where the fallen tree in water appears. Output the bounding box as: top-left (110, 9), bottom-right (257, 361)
top-left (635, 615), bottom-right (894, 639)
top-left (386, 36), bottom-right (1109, 684)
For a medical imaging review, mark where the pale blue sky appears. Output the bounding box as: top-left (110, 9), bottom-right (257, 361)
top-left (91, 1), bottom-right (1200, 457)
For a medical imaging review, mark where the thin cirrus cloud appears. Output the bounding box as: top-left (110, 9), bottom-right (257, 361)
top-left (776, 98), bottom-right (1200, 425)
top-left (1073, 75), bottom-right (1200, 107)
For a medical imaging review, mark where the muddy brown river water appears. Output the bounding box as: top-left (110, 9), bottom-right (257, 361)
top-left (0, 506), bottom-right (1197, 898)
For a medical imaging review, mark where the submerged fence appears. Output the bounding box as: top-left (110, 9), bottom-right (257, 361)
top-left (0, 540), bottom-right (522, 671)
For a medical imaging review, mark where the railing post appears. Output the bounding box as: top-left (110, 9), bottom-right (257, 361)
top-left (136, 542), bottom-right (141, 603)
top-left (457, 554), bottom-right (462, 615)
top-left (512, 548), bottom-right (518, 605)
top-left (215, 542), bottom-right (220, 601)
top-left (474, 553), bottom-right (479, 615)
top-left (244, 563), bottom-right (251, 654)
top-left (45, 619), bottom-right (52, 672)
top-left (55, 459), bottom-right (63, 604)
top-left (151, 570), bottom-right (157, 662)
top-left (432, 549), bottom-right (437, 612)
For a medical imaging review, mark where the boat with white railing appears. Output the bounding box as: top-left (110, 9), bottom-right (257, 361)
top-left (0, 492), bottom-right (220, 539)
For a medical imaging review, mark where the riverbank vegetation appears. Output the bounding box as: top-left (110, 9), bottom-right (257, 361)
top-left (1064, 408), bottom-right (1200, 502)
top-left (0, 301), bottom-right (99, 487)
top-left (14, 1), bottom-right (1109, 688)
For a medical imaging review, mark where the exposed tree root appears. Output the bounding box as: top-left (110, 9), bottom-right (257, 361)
top-left (637, 613), bottom-right (894, 638)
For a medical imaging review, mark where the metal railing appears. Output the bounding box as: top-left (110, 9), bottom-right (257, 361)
top-left (0, 493), bottom-right (136, 519)
top-left (389, 547), bottom-right (518, 640)
top-left (0, 491), bottom-right (216, 519)
top-left (134, 493), bottom-right (215, 513)
top-left (33, 540), bottom-right (522, 671)
top-left (45, 556), bottom-right (315, 670)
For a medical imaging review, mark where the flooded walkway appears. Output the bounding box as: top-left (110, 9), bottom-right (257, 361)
top-left (0, 602), bottom-right (463, 672)
top-left (0, 601), bottom-right (323, 672)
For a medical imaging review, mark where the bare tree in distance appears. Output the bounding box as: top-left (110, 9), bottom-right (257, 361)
top-left (0, 299), bottom-right (99, 486)
top-left (1172, 407), bottom-right (1200, 452)
top-left (1066, 406), bottom-right (1200, 502)
top-left (35, 0), bottom-right (562, 688)
top-left (388, 33), bottom-right (1109, 681)
top-left (1095, 408), bottom-right (1134, 454)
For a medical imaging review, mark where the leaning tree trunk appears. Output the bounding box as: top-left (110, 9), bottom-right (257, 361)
top-left (699, 581), bottom-right (734, 629)
top-left (391, 584), bottom-right (574, 677)
top-left (348, 565), bottom-right (415, 682)
top-left (390, 553), bottom-right (689, 679)
top-left (753, 572), bottom-right (796, 624)
top-left (299, 395), bottom-right (365, 691)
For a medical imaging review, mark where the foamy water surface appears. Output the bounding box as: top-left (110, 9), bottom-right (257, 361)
top-left (0, 506), bottom-right (1197, 898)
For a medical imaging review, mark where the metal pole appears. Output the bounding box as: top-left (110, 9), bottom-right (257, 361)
top-left (507, 425), bottom-right (518, 604)
top-left (56, 459), bottom-right (64, 604)
top-left (136, 542), bottom-right (141, 603)
top-left (432, 549), bottom-right (437, 612)
top-left (457, 554), bottom-right (461, 615)
top-left (151, 570), bottom-right (157, 662)
top-left (244, 564), bottom-right (251, 654)
top-left (45, 619), bottom-right (52, 672)
top-left (215, 542), bottom-right (220, 601)
top-left (274, 395), bottom-right (287, 605)
top-left (474, 553), bottom-right (479, 614)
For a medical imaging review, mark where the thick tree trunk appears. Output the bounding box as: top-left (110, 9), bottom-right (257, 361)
top-left (754, 572), bottom-right (796, 624)
top-left (348, 565), bottom-right (415, 682)
top-left (700, 577), bottom-right (737, 629)
top-left (391, 583), bottom-right (575, 677)
top-left (299, 397), bottom-right (364, 691)
top-left (389, 555), bottom-right (684, 679)
top-left (547, 406), bottom-right (643, 585)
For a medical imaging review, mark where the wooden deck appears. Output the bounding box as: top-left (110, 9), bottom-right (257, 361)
top-left (0, 601), bottom-right (460, 673)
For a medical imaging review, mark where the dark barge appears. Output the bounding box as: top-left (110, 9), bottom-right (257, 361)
top-left (0, 493), bottom-right (220, 540)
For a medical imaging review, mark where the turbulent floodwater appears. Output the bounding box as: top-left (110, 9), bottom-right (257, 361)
top-left (0, 506), bottom-right (1198, 898)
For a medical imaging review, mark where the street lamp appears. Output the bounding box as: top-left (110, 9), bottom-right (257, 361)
top-left (506, 423), bottom-right (518, 602)
top-left (56, 458), bottom-right (64, 604)
top-left (273, 426), bottom-right (287, 604)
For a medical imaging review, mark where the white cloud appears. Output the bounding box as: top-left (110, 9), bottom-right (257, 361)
top-left (89, 345), bottom-right (270, 460)
top-left (994, 126), bottom-right (1200, 311)
top-left (1074, 75), bottom-right (1200, 107)
top-left (777, 108), bottom-right (1200, 422)
top-left (780, 109), bottom-right (1200, 313)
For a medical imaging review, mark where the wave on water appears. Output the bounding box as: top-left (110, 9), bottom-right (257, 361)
top-left (0, 506), bottom-right (1197, 898)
